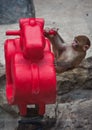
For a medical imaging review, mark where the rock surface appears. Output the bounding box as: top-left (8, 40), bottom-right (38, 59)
top-left (48, 57), bottom-right (92, 130)
top-left (52, 99), bottom-right (92, 130)
top-left (46, 57), bottom-right (92, 130)
top-left (57, 56), bottom-right (92, 95)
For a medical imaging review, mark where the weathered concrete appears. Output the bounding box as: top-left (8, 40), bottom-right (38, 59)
top-left (0, 0), bottom-right (92, 64)
top-left (34, 0), bottom-right (92, 57)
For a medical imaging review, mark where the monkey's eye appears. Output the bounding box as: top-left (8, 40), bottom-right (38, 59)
top-left (75, 39), bottom-right (78, 44)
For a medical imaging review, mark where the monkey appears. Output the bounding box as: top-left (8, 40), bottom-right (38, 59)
top-left (44, 28), bottom-right (91, 73)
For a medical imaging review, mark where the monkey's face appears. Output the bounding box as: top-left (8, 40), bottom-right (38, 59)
top-left (72, 38), bottom-right (79, 49)
top-left (72, 38), bottom-right (82, 52)
top-left (72, 35), bottom-right (91, 52)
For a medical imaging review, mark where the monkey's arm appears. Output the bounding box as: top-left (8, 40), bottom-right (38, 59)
top-left (44, 28), bottom-right (65, 50)
top-left (52, 33), bottom-right (65, 50)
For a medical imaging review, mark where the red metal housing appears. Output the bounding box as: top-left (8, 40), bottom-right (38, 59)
top-left (4, 18), bottom-right (56, 116)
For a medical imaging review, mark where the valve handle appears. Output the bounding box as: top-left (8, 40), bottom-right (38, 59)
top-left (6, 30), bottom-right (20, 36)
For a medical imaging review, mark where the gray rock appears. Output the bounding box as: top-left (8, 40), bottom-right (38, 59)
top-left (44, 99), bottom-right (92, 130)
top-left (0, 63), bottom-right (5, 79)
top-left (44, 57), bottom-right (92, 130)
top-left (54, 99), bottom-right (92, 130)
top-left (57, 57), bottom-right (92, 95)
top-left (0, 0), bottom-right (35, 24)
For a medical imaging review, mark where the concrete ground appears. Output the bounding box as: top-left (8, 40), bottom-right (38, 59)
top-left (0, 0), bottom-right (92, 64)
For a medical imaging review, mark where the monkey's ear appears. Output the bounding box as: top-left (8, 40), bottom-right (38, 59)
top-left (83, 45), bottom-right (90, 51)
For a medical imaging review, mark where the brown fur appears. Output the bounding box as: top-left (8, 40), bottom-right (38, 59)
top-left (44, 29), bottom-right (91, 73)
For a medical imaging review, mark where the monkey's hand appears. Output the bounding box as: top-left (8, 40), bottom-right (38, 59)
top-left (44, 28), bottom-right (59, 38)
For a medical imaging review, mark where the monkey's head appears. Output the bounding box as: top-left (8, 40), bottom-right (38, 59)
top-left (72, 35), bottom-right (91, 52)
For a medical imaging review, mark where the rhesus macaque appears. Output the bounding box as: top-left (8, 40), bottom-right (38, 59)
top-left (44, 28), bottom-right (91, 73)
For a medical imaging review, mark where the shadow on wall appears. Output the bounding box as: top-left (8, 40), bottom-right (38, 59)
top-left (0, 0), bottom-right (35, 24)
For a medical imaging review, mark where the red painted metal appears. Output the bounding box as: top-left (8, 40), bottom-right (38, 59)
top-left (4, 18), bottom-right (56, 116)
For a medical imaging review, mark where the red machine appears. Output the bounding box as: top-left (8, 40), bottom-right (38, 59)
top-left (4, 18), bottom-right (56, 116)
